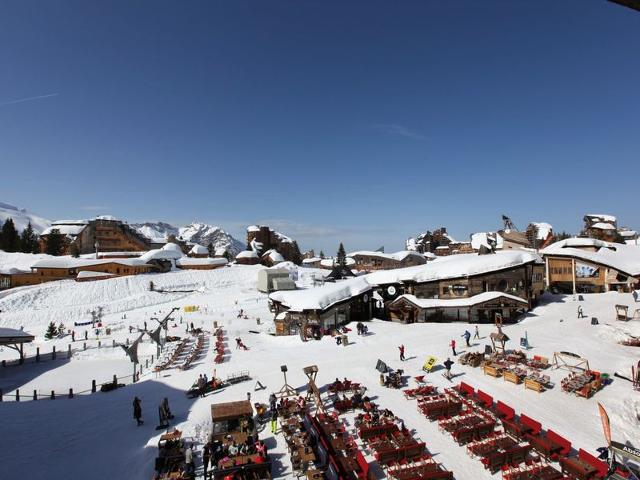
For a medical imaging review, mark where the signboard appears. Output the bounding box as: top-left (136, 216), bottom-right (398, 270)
top-left (576, 262), bottom-right (599, 278)
top-left (375, 359), bottom-right (389, 373)
top-left (520, 337), bottom-right (529, 348)
top-left (422, 356), bottom-right (438, 372)
top-left (611, 441), bottom-right (640, 463)
top-left (387, 286), bottom-right (397, 296)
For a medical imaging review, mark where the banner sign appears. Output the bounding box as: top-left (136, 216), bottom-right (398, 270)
top-left (597, 402), bottom-right (612, 446)
top-left (611, 441), bottom-right (640, 463)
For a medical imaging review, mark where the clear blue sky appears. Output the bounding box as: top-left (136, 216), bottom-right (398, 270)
top-left (1, 1), bottom-right (638, 253)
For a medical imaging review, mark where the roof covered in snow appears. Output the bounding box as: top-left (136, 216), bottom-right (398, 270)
top-left (320, 257), bottom-right (356, 268)
top-left (189, 244), bottom-right (208, 255)
top-left (541, 238), bottom-right (640, 276)
top-left (269, 276), bottom-right (371, 312)
top-left (366, 251), bottom-right (542, 286)
top-left (586, 214), bottom-right (617, 223)
top-left (176, 257), bottom-right (228, 267)
top-left (262, 249), bottom-right (284, 263)
top-left (530, 222), bottom-right (553, 240)
top-left (138, 247), bottom-right (182, 263)
top-left (391, 291), bottom-right (529, 309)
top-left (76, 271), bottom-right (117, 279)
top-left (347, 250), bottom-right (425, 262)
top-left (470, 232), bottom-right (504, 251)
top-left (42, 224), bottom-right (86, 237)
top-left (302, 257), bottom-right (321, 264)
top-left (590, 222), bottom-right (616, 230)
top-left (31, 257), bottom-right (149, 269)
top-left (236, 250), bottom-right (259, 259)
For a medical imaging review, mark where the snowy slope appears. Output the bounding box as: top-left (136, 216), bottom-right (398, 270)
top-left (0, 201), bottom-right (51, 233)
top-left (131, 222), bottom-right (179, 243)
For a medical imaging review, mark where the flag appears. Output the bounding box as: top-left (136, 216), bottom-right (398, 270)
top-left (597, 402), bottom-right (612, 446)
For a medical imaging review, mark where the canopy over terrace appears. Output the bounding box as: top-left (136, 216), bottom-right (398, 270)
top-left (0, 327), bottom-right (35, 363)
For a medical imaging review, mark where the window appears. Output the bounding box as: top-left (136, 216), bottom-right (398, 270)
top-left (451, 284), bottom-right (467, 296)
top-left (497, 279), bottom-right (508, 292)
top-left (442, 286), bottom-right (449, 295)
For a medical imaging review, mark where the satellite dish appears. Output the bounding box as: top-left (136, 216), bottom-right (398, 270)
top-left (363, 294), bottom-right (369, 303)
top-left (387, 286), bottom-right (397, 296)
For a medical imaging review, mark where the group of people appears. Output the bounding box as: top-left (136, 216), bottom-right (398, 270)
top-left (355, 322), bottom-right (369, 335)
top-left (132, 396), bottom-right (173, 428)
top-left (202, 434), bottom-right (268, 479)
top-left (195, 373), bottom-right (220, 397)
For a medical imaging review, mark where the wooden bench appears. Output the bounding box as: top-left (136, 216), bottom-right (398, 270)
top-left (483, 365), bottom-right (501, 378)
top-left (524, 378), bottom-right (544, 393)
top-left (495, 401), bottom-right (515, 421)
top-left (504, 371), bottom-right (521, 385)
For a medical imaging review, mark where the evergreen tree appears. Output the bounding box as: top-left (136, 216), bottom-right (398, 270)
top-left (223, 250), bottom-right (233, 262)
top-left (19, 222), bottom-right (39, 253)
top-left (44, 228), bottom-right (65, 256)
top-left (555, 231), bottom-right (572, 241)
top-left (291, 240), bottom-right (303, 265)
top-left (45, 321), bottom-right (58, 340)
top-left (0, 218), bottom-right (19, 252)
top-left (69, 242), bottom-right (80, 258)
top-left (207, 242), bottom-right (214, 257)
top-left (0, 218), bottom-right (3, 249)
top-left (336, 242), bottom-right (347, 267)
top-left (319, 250), bottom-right (325, 259)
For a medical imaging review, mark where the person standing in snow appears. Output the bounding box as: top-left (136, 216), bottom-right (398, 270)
top-left (269, 408), bottom-right (278, 434)
top-left (398, 344), bottom-right (405, 361)
top-left (462, 330), bottom-right (471, 347)
top-left (269, 393), bottom-right (277, 411)
top-left (443, 357), bottom-right (454, 380)
top-left (162, 397), bottom-right (173, 419)
top-left (202, 443), bottom-right (211, 479)
top-left (133, 396), bottom-right (143, 426)
top-left (184, 443), bottom-right (194, 475)
top-left (450, 339), bottom-right (457, 356)
top-left (473, 325), bottom-right (480, 340)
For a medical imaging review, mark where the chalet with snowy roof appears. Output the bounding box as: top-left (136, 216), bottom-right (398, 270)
top-left (366, 250), bottom-right (545, 314)
top-left (388, 291), bottom-right (529, 324)
top-left (235, 250), bottom-right (260, 265)
top-left (246, 225), bottom-right (302, 264)
top-left (619, 228), bottom-right (639, 245)
top-left (269, 276), bottom-right (373, 336)
top-left (320, 257), bottom-right (356, 270)
top-left (261, 249), bottom-right (285, 267)
top-left (583, 214), bottom-right (618, 242)
top-left (541, 237), bottom-right (640, 293)
top-left (526, 222), bottom-right (554, 250)
top-left (347, 250), bottom-right (426, 271)
top-left (40, 216), bottom-right (152, 255)
top-left (301, 257), bottom-right (322, 268)
top-left (176, 257), bottom-right (228, 270)
top-left (188, 244), bottom-right (209, 258)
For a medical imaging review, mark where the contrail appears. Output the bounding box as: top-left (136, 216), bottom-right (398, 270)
top-left (0, 93), bottom-right (59, 107)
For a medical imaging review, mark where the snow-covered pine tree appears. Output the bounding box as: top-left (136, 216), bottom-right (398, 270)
top-left (45, 321), bottom-right (58, 340)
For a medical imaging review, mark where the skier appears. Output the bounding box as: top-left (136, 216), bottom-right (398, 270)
top-left (443, 357), bottom-right (454, 380)
top-left (269, 408), bottom-right (278, 434)
top-left (462, 330), bottom-right (471, 347)
top-left (473, 325), bottom-right (480, 340)
top-left (71, 331), bottom-right (75, 342)
top-left (162, 397), bottom-right (174, 420)
top-left (158, 403), bottom-right (169, 429)
top-left (577, 306), bottom-right (584, 318)
top-left (398, 344), bottom-right (405, 361)
top-left (202, 443), bottom-right (211, 479)
top-left (133, 396), bottom-right (143, 426)
top-left (450, 339), bottom-right (457, 356)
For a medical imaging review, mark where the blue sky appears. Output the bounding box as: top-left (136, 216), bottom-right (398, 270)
top-left (0, 1), bottom-right (639, 253)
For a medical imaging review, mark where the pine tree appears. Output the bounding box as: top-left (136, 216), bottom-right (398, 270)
top-left (69, 242), bottom-right (80, 258)
top-left (207, 242), bottom-right (214, 257)
top-left (223, 250), bottom-right (233, 262)
top-left (44, 228), bottom-right (65, 256)
top-left (0, 218), bottom-right (4, 250)
top-left (319, 250), bottom-right (325, 259)
top-left (1, 218), bottom-right (19, 252)
top-left (45, 321), bottom-right (58, 340)
top-left (336, 242), bottom-right (347, 267)
top-left (291, 240), bottom-right (303, 265)
top-left (19, 222), bottom-right (39, 253)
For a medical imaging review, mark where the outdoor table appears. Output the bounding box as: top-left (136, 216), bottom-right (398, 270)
top-left (526, 434), bottom-right (563, 458)
top-left (306, 469), bottom-right (323, 480)
top-left (559, 456), bottom-right (598, 479)
top-left (218, 454), bottom-right (254, 470)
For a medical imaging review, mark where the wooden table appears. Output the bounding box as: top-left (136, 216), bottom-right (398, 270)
top-left (559, 457), bottom-right (598, 479)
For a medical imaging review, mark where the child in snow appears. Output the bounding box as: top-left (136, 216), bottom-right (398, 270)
top-left (450, 339), bottom-right (457, 356)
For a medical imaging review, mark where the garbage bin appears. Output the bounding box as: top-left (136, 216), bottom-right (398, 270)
top-left (341, 334), bottom-right (348, 346)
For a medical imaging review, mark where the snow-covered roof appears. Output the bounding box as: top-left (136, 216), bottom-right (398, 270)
top-left (435, 246), bottom-right (450, 250)
top-left (139, 247), bottom-right (182, 262)
top-left (236, 250), bottom-right (259, 259)
top-left (31, 257), bottom-right (149, 269)
top-left (586, 214), bottom-right (617, 223)
top-left (162, 243), bottom-right (183, 253)
top-left (529, 222), bottom-right (553, 240)
top-left (619, 230), bottom-right (637, 238)
top-left (52, 219), bottom-right (89, 225)
top-left (214, 247), bottom-right (228, 256)
top-left (424, 252), bottom-right (437, 259)
top-left (366, 251), bottom-right (542, 286)
top-left (176, 257), bottom-right (228, 267)
top-left (391, 291), bottom-right (529, 309)
top-left (347, 250), bottom-right (425, 262)
top-left (42, 224), bottom-right (86, 237)
top-left (189, 244), bottom-right (208, 255)
top-left (541, 238), bottom-right (640, 276)
top-left (0, 267), bottom-right (31, 275)
top-left (590, 222), bottom-right (616, 230)
top-left (94, 215), bottom-right (119, 221)
top-left (320, 257), bottom-right (356, 268)
top-left (302, 257), bottom-right (321, 264)
top-left (76, 271), bottom-right (117, 279)
top-left (269, 276), bottom-right (371, 312)
top-left (262, 249), bottom-right (284, 263)
top-left (470, 232), bottom-right (504, 251)
top-left (247, 225), bottom-right (261, 232)
top-left (0, 327), bottom-right (34, 340)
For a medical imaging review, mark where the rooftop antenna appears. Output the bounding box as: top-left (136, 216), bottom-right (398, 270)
top-left (502, 215), bottom-right (518, 231)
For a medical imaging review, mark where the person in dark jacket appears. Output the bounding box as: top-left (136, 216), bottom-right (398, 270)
top-left (443, 358), bottom-right (454, 380)
top-left (269, 408), bottom-right (278, 434)
top-left (398, 344), bottom-right (405, 361)
top-left (202, 443), bottom-right (211, 479)
top-left (462, 330), bottom-right (471, 347)
top-left (133, 396), bottom-right (143, 426)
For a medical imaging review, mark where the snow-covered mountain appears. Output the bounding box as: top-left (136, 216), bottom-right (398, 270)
top-left (0, 202), bottom-right (51, 234)
top-left (132, 221), bottom-right (244, 255)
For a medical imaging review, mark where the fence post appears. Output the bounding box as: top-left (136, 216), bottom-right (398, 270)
top-left (98, 340), bottom-right (101, 349)
top-left (113, 374), bottom-right (117, 386)
top-left (51, 390), bottom-right (55, 400)
top-left (68, 388), bottom-right (73, 399)
top-left (126, 337), bottom-right (129, 346)
top-left (83, 342), bottom-right (87, 350)
top-left (145, 359), bottom-right (149, 369)
top-left (85, 331), bottom-right (88, 340)
top-left (36, 347), bottom-right (40, 362)
top-left (52, 346), bottom-right (56, 360)
top-left (33, 390), bottom-right (37, 401)
top-left (16, 389), bottom-right (20, 402)
top-left (2, 359), bottom-right (5, 367)
top-left (151, 355), bottom-right (154, 363)
top-left (68, 344), bottom-right (72, 358)
top-left (112, 339), bottom-right (116, 348)
top-left (91, 380), bottom-right (96, 393)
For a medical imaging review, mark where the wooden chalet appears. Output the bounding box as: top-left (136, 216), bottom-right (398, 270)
top-left (235, 250), bottom-right (260, 265)
top-left (541, 238), bottom-right (640, 293)
top-left (583, 214), bottom-right (618, 242)
top-left (347, 250), bottom-right (426, 271)
top-left (388, 291), bottom-right (529, 324)
top-left (175, 257), bottom-right (228, 270)
top-left (269, 276), bottom-right (373, 336)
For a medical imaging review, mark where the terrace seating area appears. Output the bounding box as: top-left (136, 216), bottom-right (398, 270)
top-left (560, 371), bottom-right (604, 398)
top-left (179, 333), bottom-right (205, 370)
